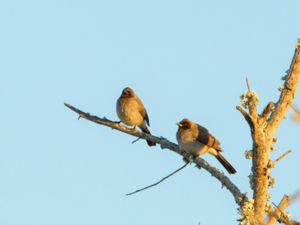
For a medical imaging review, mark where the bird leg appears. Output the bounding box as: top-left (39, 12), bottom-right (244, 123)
top-left (182, 151), bottom-right (196, 164)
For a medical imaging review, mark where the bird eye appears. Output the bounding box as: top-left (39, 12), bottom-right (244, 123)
top-left (182, 122), bottom-right (190, 129)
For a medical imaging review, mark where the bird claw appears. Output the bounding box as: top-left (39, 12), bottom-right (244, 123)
top-left (182, 153), bottom-right (195, 164)
top-left (129, 126), bottom-right (138, 132)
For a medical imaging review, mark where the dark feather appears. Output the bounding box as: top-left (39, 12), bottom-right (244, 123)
top-left (196, 124), bottom-right (221, 151)
top-left (215, 152), bottom-right (237, 174)
top-left (140, 126), bottom-right (156, 146)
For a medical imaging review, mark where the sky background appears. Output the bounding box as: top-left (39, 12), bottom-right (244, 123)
top-left (1, 0), bottom-right (300, 224)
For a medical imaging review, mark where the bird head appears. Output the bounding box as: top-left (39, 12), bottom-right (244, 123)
top-left (177, 118), bottom-right (193, 130)
top-left (121, 87), bottom-right (135, 98)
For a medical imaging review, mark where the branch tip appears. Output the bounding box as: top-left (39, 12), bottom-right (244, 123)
top-left (246, 77), bottom-right (251, 91)
top-left (236, 105), bottom-right (254, 131)
top-left (126, 162), bottom-right (189, 196)
top-left (274, 150), bottom-right (292, 165)
top-left (132, 137), bottom-right (141, 144)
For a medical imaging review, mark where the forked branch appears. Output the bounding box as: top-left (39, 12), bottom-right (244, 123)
top-left (236, 39), bottom-right (300, 225)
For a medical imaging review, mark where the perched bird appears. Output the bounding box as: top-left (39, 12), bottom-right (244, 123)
top-left (116, 87), bottom-right (156, 146)
top-left (176, 118), bottom-right (236, 174)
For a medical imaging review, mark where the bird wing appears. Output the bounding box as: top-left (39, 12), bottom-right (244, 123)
top-left (136, 98), bottom-right (150, 126)
top-left (144, 110), bottom-right (150, 126)
top-left (196, 124), bottom-right (222, 151)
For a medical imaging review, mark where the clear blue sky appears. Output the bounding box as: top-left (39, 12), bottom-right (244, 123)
top-left (1, 0), bottom-right (300, 224)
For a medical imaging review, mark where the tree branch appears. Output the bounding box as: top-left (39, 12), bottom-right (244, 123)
top-left (126, 162), bottom-right (189, 196)
top-left (267, 191), bottom-right (300, 225)
top-left (267, 195), bottom-right (291, 225)
top-left (267, 40), bottom-right (300, 134)
top-left (255, 40), bottom-right (300, 224)
top-left (237, 40), bottom-right (300, 225)
top-left (236, 106), bottom-right (254, 132)
top-left (273, 150), bottom-right (292, 165)
top-left (260, 102), bottom-right (275, 123)
top-left (246, 78), bottom-right (259, 121)
top-left (64, 102), bottom-right (247, 206)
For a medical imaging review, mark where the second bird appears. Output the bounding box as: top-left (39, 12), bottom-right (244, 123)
top-left (176, 118), bottom-right (236, 174)
top-left (116, 87), bottom-right (156, 146)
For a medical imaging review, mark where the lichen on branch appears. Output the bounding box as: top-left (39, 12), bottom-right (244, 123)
top-left (236, 39), bottom-right (300, 225)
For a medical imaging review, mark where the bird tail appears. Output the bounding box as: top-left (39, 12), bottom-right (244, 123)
top-left (140, 126), bottom-right (156, 146)
top-left (215, 152), bottom-right (236, 174)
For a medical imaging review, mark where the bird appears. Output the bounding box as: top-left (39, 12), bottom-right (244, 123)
top-left (176, 118), bottom-right (236, 174)
top-left (116, 87), bottom-right (156, 146)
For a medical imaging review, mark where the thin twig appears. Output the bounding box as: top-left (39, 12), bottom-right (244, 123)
top-left (274, 150), bottom-right (292, 165)
top-left (291, 104), bottom-right (299, 113)
top-left (126, 162), bottom-right (189, 196)
top-left (291, 190), bottom-right (300, 203)
top-left (245, 77), bottom-right (259, 120)
top-left (132, 137), bottom-right (141, 144)
top-left (246, 77), bottom-right (251, 91)
top-left (268, 150), bottom-right (292, 169)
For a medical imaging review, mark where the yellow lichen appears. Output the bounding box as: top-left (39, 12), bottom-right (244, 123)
top-left (245, 150), bottom-right (253, 160)
top-left (239, 198), bottom-right (255, 225)
top-left (240, 91), bottom-right (260, 109)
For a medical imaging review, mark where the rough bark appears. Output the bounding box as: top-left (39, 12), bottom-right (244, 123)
top-left (237, 39), bottom-right (300, 224)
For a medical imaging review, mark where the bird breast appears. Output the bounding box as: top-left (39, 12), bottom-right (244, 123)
top-left (177, 130), bottom-right (210, 156)
top-left (117, 98), bottom-right (144, 126)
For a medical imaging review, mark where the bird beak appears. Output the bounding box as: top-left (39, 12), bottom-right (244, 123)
top-left (176, 123), bottom-right (182, 127)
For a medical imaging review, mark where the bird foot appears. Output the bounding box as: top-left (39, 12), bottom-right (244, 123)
top-left (129, 126), bottom-right (138, 132)
top-left (182, 152), bottom-right (195, 164)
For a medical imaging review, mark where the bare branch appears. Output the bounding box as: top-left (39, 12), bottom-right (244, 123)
top-left (267, 40), bottom-right (300, 134)
top-left (236, 106), bottom-right (254, 132)
top-left (247, 40), bottom-right (300, 224)
top-left (267, 195), bottom-right (291, 225)
top-left (260, 102), bottom-right (275, 122)
top-left (246, 77), bottom-right (251, 91)
top-left (246, 77), bottom-right (258, 120)
top-left (132, 137), bottom-right (141, 144)
top-left (194, 157), bottom-right (246, 205)
top-left (268, 150), bottom-right (292, 169)
top-left (64, 102), bottom-right (246, 206)
top-left (126, 162), bottom-right (189, 196)
top-left (273, 150), bottom-right (292, 165)
top-left (267, 191), bottom-right (300, 225)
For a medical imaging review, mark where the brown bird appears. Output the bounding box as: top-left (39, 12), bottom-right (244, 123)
top-left (116, 87), bottom-right (156, 146)
top-left (176, 118), bottom-right (236, 174)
